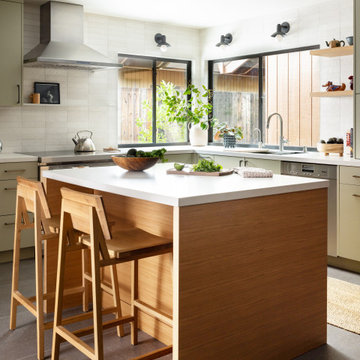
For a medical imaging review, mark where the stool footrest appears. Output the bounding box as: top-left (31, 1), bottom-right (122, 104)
top-left (13, 291), bottom-right (37, 317)
top-left (134, 300), bottom-right (173, 327)
top-left (131, 345), bottom-right (173, 360)
top-left (44, 306), bottom-right (119, 330)
top-left (56, 325), bottom-right (95, 359)
top-left (71, 315), bottom-right (135, 339)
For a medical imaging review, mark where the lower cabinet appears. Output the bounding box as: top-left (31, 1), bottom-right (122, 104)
top-left (339, 166), bottom-right (360, 261)
top-left (0, 161), bottom-right (37, 252)
top-left (166, 153), bottom-right (197, 163)
top-left (213, 155), bottom-right (281, 174)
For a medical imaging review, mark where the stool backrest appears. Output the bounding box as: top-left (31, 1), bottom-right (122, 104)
top-left (60, 187), bottom-right (111, 240)
top-left (17, 177), bottom-right (52, 218)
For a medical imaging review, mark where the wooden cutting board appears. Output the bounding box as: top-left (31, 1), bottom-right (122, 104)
top-left (166, 168), bottom-right (233, 176)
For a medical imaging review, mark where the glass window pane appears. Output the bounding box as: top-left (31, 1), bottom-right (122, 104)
top-left (212, 58), bottom-right (260, 144)
top-left (156, 61), bottom-right (187, 143)
top-left (118, 56), bottom-right (153, 144)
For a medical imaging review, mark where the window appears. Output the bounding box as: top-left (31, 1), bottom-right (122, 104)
top-left (118, 55), bottom-right (191, 146)
top-left (208, 45), bottom-right (319, 147)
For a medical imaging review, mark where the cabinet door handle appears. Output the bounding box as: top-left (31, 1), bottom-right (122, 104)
top-left (352, 175), bottom-right (360, 179)
top-left (352, 194), bottom-right (360, 198)
top-left (17, 84), bottom-right (20, 104)
top-left (4, 222), bottom-right (15, 226)
top-left (239, 160), bottom-right (243, 166)
top-left (4, 169), bottom-right (25, 173)
top-left (244, 160), bottom-right (248, 167)
top-left (4, 187), bottom-right (16, 191)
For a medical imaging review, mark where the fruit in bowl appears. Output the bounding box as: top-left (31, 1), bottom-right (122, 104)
top-left (112, 148), bottom-right (167, 171)
top-left (317, 138), bottom-right (344, 156)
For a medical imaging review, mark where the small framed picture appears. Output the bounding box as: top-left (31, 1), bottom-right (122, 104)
top-left (34, 82), bottom-right (60, 104)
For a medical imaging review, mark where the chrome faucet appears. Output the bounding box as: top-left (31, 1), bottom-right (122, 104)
top-left (266, 113), bottom-right (286, 153)
top-left (253, 128), bottom-right (263, 149)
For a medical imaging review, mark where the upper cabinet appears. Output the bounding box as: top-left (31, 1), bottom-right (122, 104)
top-left (0, 0), bottom-right (23, 106)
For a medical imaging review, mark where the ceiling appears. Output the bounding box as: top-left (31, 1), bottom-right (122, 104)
top-left (25, 0), bottom-right (328, 28)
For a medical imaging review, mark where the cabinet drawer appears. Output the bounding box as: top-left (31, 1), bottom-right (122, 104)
top-left (339, 184), bottom-right (360, 261)
top-left (0, 162), bottom-right (37, 180)
top-left (0, 179), bottom-right (17, 215)
top-left (0, 215), bottom-right (34, 252)
top-left (340, 166), bottom-right (360, 185)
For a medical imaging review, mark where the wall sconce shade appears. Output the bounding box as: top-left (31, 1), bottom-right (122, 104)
top-left (271, 22), bottom-right (290, 39)
top-left (155, 33), bottom-right (171, 52)
top-left (216, 33), bottom-right (233, 47)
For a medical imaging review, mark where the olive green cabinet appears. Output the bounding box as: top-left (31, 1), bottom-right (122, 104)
top-left (338, 166), bottom-right (360, 261)
top-left (213, 155), bottom-right (281, 173)
top-left (0, 161), bottom-right (37, 252)
top-left (0, 0), bottom-right (23, 106)
top-left (166, 153), bottom-right (198, 164)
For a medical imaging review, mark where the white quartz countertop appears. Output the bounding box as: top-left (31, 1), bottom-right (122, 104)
top-left (0, 153), bottom-right (38, 163)
top-left (42, 163), bottom-right (328, 207)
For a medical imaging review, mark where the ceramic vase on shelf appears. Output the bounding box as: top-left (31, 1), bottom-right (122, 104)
top-left (188, 123), bottom-right (208, 146)
top-left (223, 134), bottom-right (236, 148)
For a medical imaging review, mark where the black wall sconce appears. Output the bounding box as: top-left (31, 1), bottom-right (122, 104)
top-left (154, 33), bottom-right (171, 52)
top-left (271, 22), bottom-right (290, 40)
top-left (216, 33), bottom-right (233, 47)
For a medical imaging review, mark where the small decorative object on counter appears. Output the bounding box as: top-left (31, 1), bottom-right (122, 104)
top-left (112, 148), bottom-right (167, 171)
top-left (346, 36), bottom-right (353, 46)
top-left (214, 122), bottom-right (243, 148)
top-left (322, 81), bottom-right (346, 92)
top-left (349, 76), bottom-right (353, 90)
top-left (346, 129), bottom-right (354, 157)
top-left (72, 130), bottom-right (96, 152)
top-left (325, 38), bottom-right (345, 48)
top-left (234, 167), bottom-right (273, 178)
top-left (317, 137), bottom-right (344, 156)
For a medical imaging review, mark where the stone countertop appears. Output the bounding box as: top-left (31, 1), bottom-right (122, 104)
top-left (42, 163), bottom-right (328, 207)
top-left (0, 153), bottom-right (38, 163)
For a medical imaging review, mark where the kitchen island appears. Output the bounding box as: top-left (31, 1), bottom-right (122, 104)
top-left (42, 163), bottom-right (328, 360)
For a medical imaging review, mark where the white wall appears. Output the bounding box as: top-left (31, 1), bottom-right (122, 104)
top-left (0, 4), bottom-right (201, 153)
top-left (200, 0), bottom-right (354, 143)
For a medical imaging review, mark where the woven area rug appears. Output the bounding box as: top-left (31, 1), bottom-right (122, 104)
top-left (328, 277), bottom-right (360, 334)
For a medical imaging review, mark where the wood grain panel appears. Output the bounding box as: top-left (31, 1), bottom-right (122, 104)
top-left (266, 55), bottom-right (278, 145)
top-left (288, 52), bottom-right (300, 146)
top-left (299, 50), bottom-right (313, 146)
top-left (174, 189), bottom-right (327, 359)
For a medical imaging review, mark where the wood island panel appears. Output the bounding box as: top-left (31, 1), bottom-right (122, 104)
top-left (173, 188), bottom-right (327, 359)
top-left (42, 178), bottom-right (327, 359)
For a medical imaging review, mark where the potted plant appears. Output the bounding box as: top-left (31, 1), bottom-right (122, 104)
top-left (214, 122), bottom-right (243, 148)
top-left (158, 81), bottom-right (214, 146)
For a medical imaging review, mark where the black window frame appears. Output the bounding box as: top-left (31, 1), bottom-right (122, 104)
top-left (208, 44), bottom-right (320, 146)
top-left (118, 53), bottom-right (192, 148)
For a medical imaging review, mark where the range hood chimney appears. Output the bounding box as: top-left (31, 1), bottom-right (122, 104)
top-left (24, 1), bottom-right (122, 70)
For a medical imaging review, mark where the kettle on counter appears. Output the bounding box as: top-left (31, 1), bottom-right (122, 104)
top-left (72, 130), bottom-right (96, 152)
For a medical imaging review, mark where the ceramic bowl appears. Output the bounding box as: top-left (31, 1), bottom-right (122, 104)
top-left (111, 156), bottom-right (159, 171)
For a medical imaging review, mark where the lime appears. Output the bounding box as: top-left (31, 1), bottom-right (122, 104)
top-left (174, 163), bottom-right (185, 171)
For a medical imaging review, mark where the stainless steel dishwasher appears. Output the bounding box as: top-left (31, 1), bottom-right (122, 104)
top-left (281, 161), bottom-right (337, 257)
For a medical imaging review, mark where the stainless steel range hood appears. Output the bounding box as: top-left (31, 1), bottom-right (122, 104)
top-left (24, 1), bottom-right (122, 70)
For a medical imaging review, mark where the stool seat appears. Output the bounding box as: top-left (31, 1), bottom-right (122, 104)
top-left (81, 229), bottom-right (172, 259)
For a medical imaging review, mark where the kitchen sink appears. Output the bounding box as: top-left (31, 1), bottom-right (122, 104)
top-left (223, 148), bottom-right (303, 155)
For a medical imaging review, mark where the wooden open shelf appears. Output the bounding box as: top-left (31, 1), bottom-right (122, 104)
top-left (310, 46), bottom-right (353, 57)
top-left (310, 90), bottom-right (354, 97)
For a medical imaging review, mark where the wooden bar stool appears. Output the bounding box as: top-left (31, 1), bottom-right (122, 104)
top-left (9, 177), bottom-right (124, 360)
top-left (51, 187), bottom-right (173, 360)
